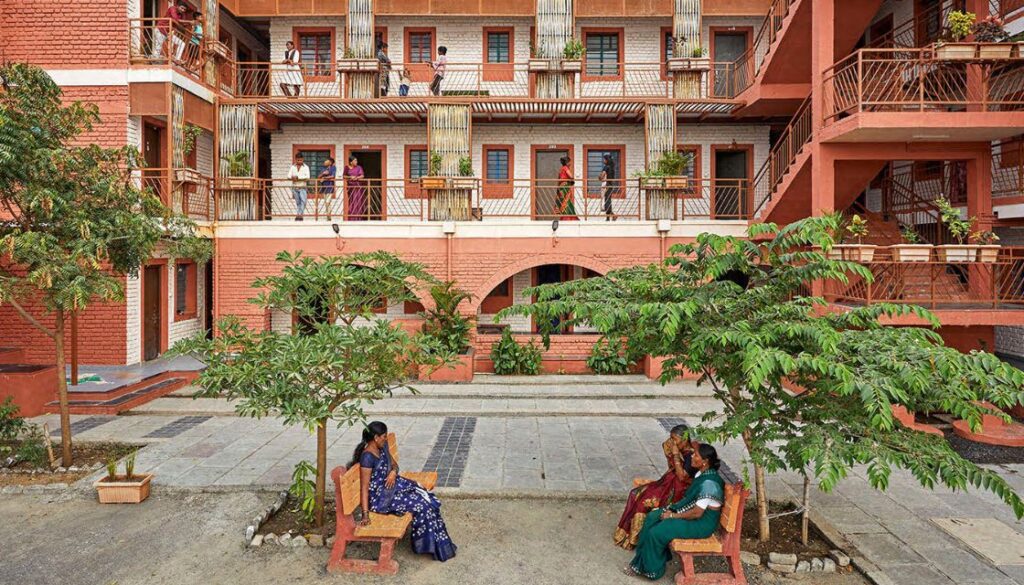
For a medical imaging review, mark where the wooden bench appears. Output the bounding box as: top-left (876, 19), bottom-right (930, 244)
top-left (326, 432), bottom-right (438, 576)
top-left (670, 482), bottom-right (749, 585)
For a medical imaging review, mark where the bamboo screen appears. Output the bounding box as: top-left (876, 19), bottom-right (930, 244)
top-left (218, 104), bottom-right (257, 220)
top-left (646, 104), bottom-right (678, 220)
top-left (203, 0), bottom-right (220, 86)
top-left (347, 0), bottom-right (374, 58)
top-left (171, 87), bottom-right (186, 170)
top-left (674, 0), bottom-right (701, 56)
top-left (428, 104), bottom-right (472, 220)
top-left (535, 0), bottom-right (574, 59)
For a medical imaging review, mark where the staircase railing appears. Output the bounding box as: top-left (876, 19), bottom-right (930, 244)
top-left (722, 0), bottom-right (799, 98)
top-left (993, 136), bottom-right (1024, 200)
top-left (867, 0), bottom-right (964, 49)
top-left (876, 162), bottom-right (962, 244)
top-left (752, 95), bottom-right (813, 216)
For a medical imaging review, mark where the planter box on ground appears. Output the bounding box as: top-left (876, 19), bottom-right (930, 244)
top-left (419, 350), bottom-right (474, 383)
top-left (94, 474), bottom-right (153, 504)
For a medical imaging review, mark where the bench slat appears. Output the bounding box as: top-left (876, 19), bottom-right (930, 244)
top-left (354, 512), bottom-right (412, 539)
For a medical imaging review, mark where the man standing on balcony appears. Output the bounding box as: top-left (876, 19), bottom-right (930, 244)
top-left (289, 153), bottom-right (310, 221)
top-left (600, 153), bottom-right (617, 221)
top-left (377, 41), bottom-right (392, 97)
top-left (430, 46), bottom-right (448, 96)
top-left (151, 0), bottom-right (183, 61)
top-left (280, 40), bottom-right (303, 97)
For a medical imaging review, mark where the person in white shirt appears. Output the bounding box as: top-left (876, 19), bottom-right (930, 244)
top-left (279, 41), bottom-right (303, 97)
top-left (288, 153), bottom-right (311, 220)
top-left (430, 46), bottom-right (448, 96)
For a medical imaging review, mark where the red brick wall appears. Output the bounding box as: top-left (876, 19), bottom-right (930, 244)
top-left (938, 326), bottom-right (996, 353)
top-left (0, 0), bottom-right (129, 68)
top-left (473, 333), bottom-right (605, 374)
top-left (62, 86), bottom-right (130, 148)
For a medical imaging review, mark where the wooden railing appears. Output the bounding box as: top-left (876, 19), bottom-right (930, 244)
top-left (752, 96), bottom-right (812, 216)
top-left (135, 168), bottom-right (213, 220)
top-left (211, 177), bottom-right (752, 222)
top-left (823, 246), bottom-right (1024, 309)
top-left (230, 61), bottom-right (735, 100)
top-left (129, 18), bottom-right (206, 76)
top-left (823, 47), bottom-right (1024, 122)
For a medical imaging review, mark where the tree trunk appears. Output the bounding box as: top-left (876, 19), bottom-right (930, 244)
top-left (742, 428), bottom-right (770, 542)
top-left (801, 472), bottom-right (811, 546)
top-left (315, 419), bottom-right (327, 528)
top-left (54, 309), bottom-right (73, 466)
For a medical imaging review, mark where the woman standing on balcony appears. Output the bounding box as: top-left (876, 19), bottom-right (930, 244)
top-left (344, 155), bottom-right (367, 220)
top-left (557, 156), bottom-right (578, 219)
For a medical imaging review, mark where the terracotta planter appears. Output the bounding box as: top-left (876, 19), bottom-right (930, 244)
top-left (640, 177), bottom-right (666, 189)
top-left (528, 58), bottom-right (556, 72)
top-left (891, 244), bottom-right (933, 263)
top-left (419, 349), bottom-right (475, 383)
top-left (94, 474), bottom-right (153, 504)
top-left (175, 168), bottom-right (203, 184)
top-left (220, 177), bottom-right (258, 190)
top-left (978, 43), bottom-right (1013, 60)
top-left (420, 176), bottom-right (448, 190)
top-left (449, 177), bottom-right (478, 190)
top-left (935, 43), bottom-right (977, 60)
top-left (936, 244), bottom-right (979, 263)
top-left (667, 57), bottom-right (711, 72)
top-left (663, 176), bottom-right (688, 189)
top-left (560, 59), bottom-right (582, 72)
top-left (977, 245), bottom-right (1000, 263)
top-left (336, 58), bottom-right (379, 73)
top-left (204, 39), bottom-right (231, 61)
top-left (830, 244), bottom-right (878, 262)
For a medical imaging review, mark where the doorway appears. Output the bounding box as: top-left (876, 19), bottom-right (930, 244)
top-left (533, 146), bottom-right (571, 220)
top-left (143, 120), bottom-right (167, 203)
top-left (711, 29), bottom-right (750, 98)
top-left (713, 146), bottom-right (751, 218)
top-left (346, 148), bottom-right (385, 219)
top-left (142, 265), bottom-right (164, 361)
top-left (533, 264), bottom-right (573, 333)
top-left (203, 260), bottom-right (214, 340)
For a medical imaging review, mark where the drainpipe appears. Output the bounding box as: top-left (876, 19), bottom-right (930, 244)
top-left (443, 221), bottom-right (456, 281)
top-left (657, 219), bottom-right (671, 262)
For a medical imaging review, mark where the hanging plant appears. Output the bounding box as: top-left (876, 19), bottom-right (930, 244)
top-left (181, 124), bottom-right (203, 157)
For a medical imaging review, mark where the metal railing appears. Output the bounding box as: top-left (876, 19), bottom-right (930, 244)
top-left (823, 246), bottom-right (1024, 309)
top-left (752, 96), bottom-right (812, 216)
top-left (129, 18), bottom-right (206, 77)
top-left (723, 0), bottom-right (799, 99)
top-left (868, 0), bottom-right (964, 49)
top-left (211, 177), bottom-right (751, 222)
top-left (823, 47), bottom-right (1024, 123)
top-left (230, 61), bottom-right (730, 100)
top-left (135, 168), bottom-right (213, 220)
top-left (993, 136), bottom-right (1024, 200)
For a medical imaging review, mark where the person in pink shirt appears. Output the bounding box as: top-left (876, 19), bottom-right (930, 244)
top-left (430, 46), bottom-right (447, 96)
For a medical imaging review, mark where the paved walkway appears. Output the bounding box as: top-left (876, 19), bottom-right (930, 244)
top-left (30, 377), bottom-right (1024, 585)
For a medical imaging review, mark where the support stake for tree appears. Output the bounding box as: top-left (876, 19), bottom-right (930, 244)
top-left (71, 312), bottom-right (79, 386)
top-left (801, 471), bottom-right (811, 546)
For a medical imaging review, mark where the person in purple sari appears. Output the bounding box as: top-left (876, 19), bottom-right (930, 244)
top-left (354, 421), bottom-right (457, 562)
top-left (344, 155), bottom-right (367, 220)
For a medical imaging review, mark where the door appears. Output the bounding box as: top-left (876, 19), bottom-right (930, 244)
top-left (143, 122), bottom-right (166, 202)
top-left (348, 150), bottom-right (384, 219)
top-left (143, 265), bottom-right (163, 361)
top-left (534, 148), bottom-right (569, 220)
top-left (712, 31), bottom-right (749, 98)
top-left (533, 265), bottom-right (573, 333)
top-left (713, 148), bottom-right (750, 218)
top-left (203, 260), bottom-right (214, 340)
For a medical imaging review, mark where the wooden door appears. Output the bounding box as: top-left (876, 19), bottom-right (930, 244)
top-left (534, 149), bottom-right (568, 219)
top-left (143, 265), bottom-right (162, 361)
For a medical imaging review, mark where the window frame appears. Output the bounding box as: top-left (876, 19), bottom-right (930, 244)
top-left (292, 144), bottom-right (336, 199)
top-left (173, 261), bottom-right (197, 322)
top-left (581, 27), bottom-right (624, 82)
top-left (293, 27), bottom-right (335, 82)
top-left (404, 27), bottom-right (436, 83)
top-left (404, 144), bottom-right (429, 199)
top-left (582, 144), bottom-right (626, 199)
top-left (481, 277), bottom-right (514, 314)
top-left (483, 26), bottom-right (515, 82)
top-left (676, 144), bottom-right (703, 199)
top-left (482, 144), bottom-right (514, 199)
top-left (660, 26), bottom-right (674, 81)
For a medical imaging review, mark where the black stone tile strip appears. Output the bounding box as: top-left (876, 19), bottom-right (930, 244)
top-left (49, 416), bottom-right (116, 437)
top-left (144, 415), bottom-right (212, 439)
top-left (422, 416), bottom-right (477, 488)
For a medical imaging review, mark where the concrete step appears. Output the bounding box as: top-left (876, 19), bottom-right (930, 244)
top-left (46, 373), bottom-right (196, 415)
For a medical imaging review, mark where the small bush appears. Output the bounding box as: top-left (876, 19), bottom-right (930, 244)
top-left (15, 427), bottom-right (48, 468)
top-left (0, 397), bottom-right (26, 442)
top-left (490, 328), bottom-right (542, 375)
top-left (586, 337), bottom-right (636, 375)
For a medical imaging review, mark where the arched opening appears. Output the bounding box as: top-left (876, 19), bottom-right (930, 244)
top-left (477, 263), bottom-right (603, 335)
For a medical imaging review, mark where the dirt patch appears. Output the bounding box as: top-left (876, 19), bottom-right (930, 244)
top-left (259, 496), bottom-right (335, 538)
top-left (741, 502), bottom-right (836, 559)
top-left (0, 442), bottom-right (139, 487)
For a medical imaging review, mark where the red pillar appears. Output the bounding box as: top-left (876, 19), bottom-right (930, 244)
top-left (810, 0), bottom-right (836, 216)
top-left (967, 149), bottom-right (995, 302)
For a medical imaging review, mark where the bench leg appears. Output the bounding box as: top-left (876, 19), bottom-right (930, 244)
top-left (377, 539), bottom-right (400, 575)
top-left (728, 553), bottom-right (747, 584)
top-left (325, 537), bottom-right (400, 576)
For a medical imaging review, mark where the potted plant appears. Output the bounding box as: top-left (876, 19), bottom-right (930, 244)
top-left (219, 151), bottom-right (257, 189)
top-left (560, 38), bottom-right (585, 71)
top-left (831, 214), bottom-right (877, 262)
top-left (420, 152), bottom-right (447, 190)
top-left (176, 124), bottom-right (205, 184)
top-left (94, 452), bottom-right (152, 504)
top-left (936, 11), bottom-right (978, 60)
top-left (668, 43), bottom-right (711, 72)
top-left (418, 282), bottom-right (475, 382)
top-left (935, 197), bottom-right (978, 262)
top-left (891, 226), bottom-right (933, 262)
top-left (973, 15), bottom-right (1013, 59)
top-left (973, 228), bottom-right (1001, 262)
top-left (336, 46), bottom-right (379, 72)
top-left (449, 156), bottom-right (477, 189)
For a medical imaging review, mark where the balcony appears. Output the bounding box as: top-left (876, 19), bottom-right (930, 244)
top-left (211, 177), bottom-right (752, 223)
top-left (138, 168), bottom-right (214, 221)
top-left (821, 47), bottom-right (1024, 143)
top-left (823, 246), bottom-right (1024, 323)
top-left (129, 18), bottom-right (234, 92)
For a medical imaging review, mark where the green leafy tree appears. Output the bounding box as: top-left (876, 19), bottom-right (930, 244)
top-left (173, 251), bottom-right (453, 527)
top-left (0, 63), bottom-right (209, 465)
top-left (502, 216), bottom-right (1024, 541)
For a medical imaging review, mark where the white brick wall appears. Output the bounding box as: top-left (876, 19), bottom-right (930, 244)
top-left (480, 268), bottom-right (533, 332)
top-left (168, 260), bottom-right (207, 346)
top-left (196, 131), bottom-right (214, 176)
top-left (125, 274), bottom-right (141, 364)
top-left (996, 326), bottom-right (1024, 358)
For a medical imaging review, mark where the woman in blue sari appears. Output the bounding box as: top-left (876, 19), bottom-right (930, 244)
top-left (354, 421), bottom-right (457, 562)
top-left (624, 444), bottom-right (725, 580)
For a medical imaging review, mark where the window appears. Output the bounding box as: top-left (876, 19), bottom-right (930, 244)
top-left (999, 138), bottom-right (1023, 169)
top-left (914, 161), bottom-right (943, 182)
top-left (295, 29), bottom-right (333, 78)
top-left (295, 146), bottom-right (334, 195)
top-left (583, 29), bottom-right (622, 79)
top-left (664, 28), bottom-right (675, 62)
top-left (482, 277), bottom-right (513, 313)
top-left (483, 145), bottom-right (513, 198)
top-left (486, 30), bottom-right (511, 63)
top-left (407, 30), bottom-right (434, 63)
top-left (174, 262), bottom-right (196, 320)
top-left (677, 145), bottom-right (702, 197)
top-left (584, 146), bottom-right (624, 198)
top-left (405, 146), bottom-right (428, 198)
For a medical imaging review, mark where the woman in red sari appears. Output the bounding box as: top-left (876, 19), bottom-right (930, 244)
top-left (614, 425), bottom-right (697, 550)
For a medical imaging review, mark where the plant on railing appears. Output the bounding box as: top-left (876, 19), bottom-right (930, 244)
top-left (490, 328), bottom-right (542, 375)
top-left (691, 46), bottom-right (707, 58)
top-left (420, 282), bottom-right (473, 356)
top-left (458, 156), bottom-right (474, 177)
top-left (844, 214), bottom-right (869, 244)
top-left (972, 229), bottom-right (1000, 245)
top-left (973, 15), bottom-right (1009, 42)
top-left (654, 150), bottom-right (692, 176)
top-left (945, 10), bottom-right (976, 42)
top-left (900, 226), bottom-right (922, 244)
top-left (342, 47), bottom-right (355, 59)
top-left (563, 38), bottom-right (585, 60)
top-left (429, 151), bottom-right (443, 176)
top-left (222, 151), bottom-right (253, 177)
top-left (936, 196), bottom-right (972, 244)
top-left (586, 337), bottom-right (636, 375)
top-left (181, 124), bottom-right (203, 157)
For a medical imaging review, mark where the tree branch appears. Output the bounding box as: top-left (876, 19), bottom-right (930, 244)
top-left (6, 297), bottom-right (56, 339)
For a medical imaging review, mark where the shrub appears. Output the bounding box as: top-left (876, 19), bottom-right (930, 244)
top-left (586, 337), bottom-right (635, 375)
top-left (946, 11), bottom-right (976, 41)
top-left (0, 397), bottom-right (26, 442)
top-left (421, 282), bottom-right (473, 356)
top-left (490, 328), bottom-right (542, 375)
top-left (563, 38), bottom-right (585, 60)
top-left (15, 427), bottom-right (48, 468)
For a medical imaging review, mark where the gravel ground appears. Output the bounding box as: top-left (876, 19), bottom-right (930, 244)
top-left (0, 492), bottom-right (867, 585)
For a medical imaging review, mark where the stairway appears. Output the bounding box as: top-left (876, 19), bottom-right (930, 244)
top-left (44, 371), bottom-right (198, 415)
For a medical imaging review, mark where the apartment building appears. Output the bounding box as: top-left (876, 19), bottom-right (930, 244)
top-left (2, 0), bottom-right (1024, 380)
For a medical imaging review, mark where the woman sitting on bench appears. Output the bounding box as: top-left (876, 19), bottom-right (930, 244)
top-left (614, 424), bottom-right (697, 550)
top-left (354, 421), bottom-right (457, 562)
top-left (623, 444), bottom-right (725, 580)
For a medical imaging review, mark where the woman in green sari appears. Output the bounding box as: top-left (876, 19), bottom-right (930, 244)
top-left (623, 444), bottom-right (725, 580)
